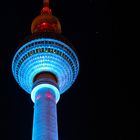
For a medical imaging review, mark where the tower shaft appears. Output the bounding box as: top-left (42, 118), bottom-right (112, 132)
top-left (32, 86), bottom-right (59, 140)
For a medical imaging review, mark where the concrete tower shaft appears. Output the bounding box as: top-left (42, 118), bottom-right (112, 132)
top-left (32, 82), bottom-right (59, 140)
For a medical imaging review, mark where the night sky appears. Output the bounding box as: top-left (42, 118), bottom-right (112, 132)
top-left (0, 0), bottom-right (136, 140)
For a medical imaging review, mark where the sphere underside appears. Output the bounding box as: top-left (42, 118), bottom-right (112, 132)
top-left (12, 34), bottom-right (79, 94)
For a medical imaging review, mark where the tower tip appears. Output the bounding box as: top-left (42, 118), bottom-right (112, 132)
top-left (43, 0), bottom-right (49, 6)
top-left (31, 0), bottom-right (61, 34)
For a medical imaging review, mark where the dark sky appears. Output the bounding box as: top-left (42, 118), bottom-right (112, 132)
top-left (0, 0), bottom-right (136, 140)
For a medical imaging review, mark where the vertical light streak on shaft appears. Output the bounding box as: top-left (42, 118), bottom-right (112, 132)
top-left (32, 87), bottom-right (58, 140)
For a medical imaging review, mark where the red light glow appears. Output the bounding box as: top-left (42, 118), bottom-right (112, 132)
top-left (36, 95), bottom-right (41, 100)
top-left (46, 92), bottom-right (52, 99)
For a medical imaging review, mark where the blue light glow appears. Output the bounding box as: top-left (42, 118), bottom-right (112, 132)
top-left (31, 83), bottom-right (60, 103)
top-left (32, 85), bottom-right (59, 140)
top-left (12, 38), bottom-right (79, 94)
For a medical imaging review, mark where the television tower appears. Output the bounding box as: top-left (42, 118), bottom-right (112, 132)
top-left (12, 0), bottom-right (79, 140)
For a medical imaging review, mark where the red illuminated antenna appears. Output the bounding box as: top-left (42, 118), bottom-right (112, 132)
top-left (42, 0), bottom-right (51, 14)
top-left (31, 0), bottom-right (61, 34)
top-left (43, 0), bottom-right (49, 4)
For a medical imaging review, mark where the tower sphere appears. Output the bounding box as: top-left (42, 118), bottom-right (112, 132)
top-left (12, 32), bottom-right (79, 95)
top-left (31, 14), bottom-right (61, 34)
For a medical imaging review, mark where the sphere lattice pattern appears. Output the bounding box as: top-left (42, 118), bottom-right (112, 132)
top-left (12, 33), bottom-right (79, 94)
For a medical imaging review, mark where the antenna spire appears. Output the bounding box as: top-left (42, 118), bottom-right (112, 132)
top-left (41, 0), bottom-right (51, 15)
top-left (43, 0), bottom-right (49, 5)
top-left (31, 0), bottom-right (61, 34)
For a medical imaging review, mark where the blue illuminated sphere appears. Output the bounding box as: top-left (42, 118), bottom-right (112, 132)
top-left (12, 32), bottom-right (79, 94)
